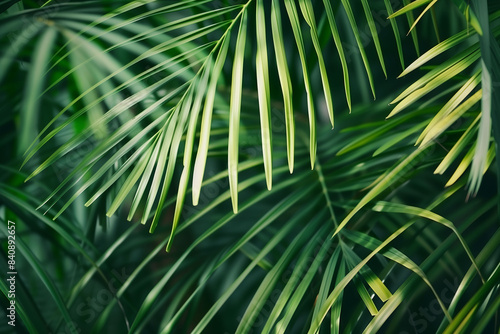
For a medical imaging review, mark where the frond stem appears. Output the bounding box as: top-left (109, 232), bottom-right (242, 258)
top-left (314, 156), bottom-right (340, 234)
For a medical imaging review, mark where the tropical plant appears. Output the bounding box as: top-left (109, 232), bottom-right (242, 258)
top-left (0, 0), bottom-right (499, 333)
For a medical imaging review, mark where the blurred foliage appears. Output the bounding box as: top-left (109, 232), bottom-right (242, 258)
top-left (0, 0), bottom-right (499, 333)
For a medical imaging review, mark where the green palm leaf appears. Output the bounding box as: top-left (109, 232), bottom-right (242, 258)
top-left (1, 1), bottom-right (499, 333)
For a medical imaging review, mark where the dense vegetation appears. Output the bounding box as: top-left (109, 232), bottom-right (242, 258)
top-left (0, 0), bottom-right (499, 333)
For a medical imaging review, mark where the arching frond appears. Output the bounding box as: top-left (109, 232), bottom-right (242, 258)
top-left (2, 0), bottom-right (397, 239)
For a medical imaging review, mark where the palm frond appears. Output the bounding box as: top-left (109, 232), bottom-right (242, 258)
top-left (389, 2), bottom-right (500, 199)
top-left (1, 1), bottom-right (499, 333)
top-left (1, 0), bottom-right (394, 233)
